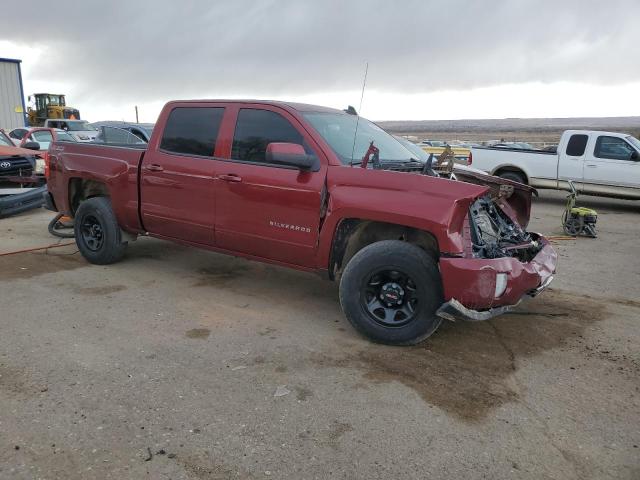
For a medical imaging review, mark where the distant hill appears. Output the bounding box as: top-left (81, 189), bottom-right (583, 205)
top-left (377, 117), bottom-right (640, 143)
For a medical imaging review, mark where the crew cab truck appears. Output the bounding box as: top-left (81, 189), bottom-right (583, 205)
top-left (45, 100), bottom-right (557, 345)
top-left (470, 130), bottom-right (640, 200)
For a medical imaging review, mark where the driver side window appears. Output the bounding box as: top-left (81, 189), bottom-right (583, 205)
top-left (231, 109), bottom-right (306, 164)
top-left (594, 136), bottom-right (635, 161)
top-left (32, 131), bottom-right (54, 143)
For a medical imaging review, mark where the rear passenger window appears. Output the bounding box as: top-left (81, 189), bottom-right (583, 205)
top-left (232, 109), bottom-right (304, 164)
top-left (160, 107), bottom-right (224, 157)
top-left (565, 134), bottom-right (588, 156)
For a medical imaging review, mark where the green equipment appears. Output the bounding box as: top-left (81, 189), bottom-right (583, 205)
top-left (562, 180), bottom-right (597, 237)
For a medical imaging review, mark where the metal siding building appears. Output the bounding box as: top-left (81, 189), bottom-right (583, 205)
top-left (0, 58), bottom-right (27, 130)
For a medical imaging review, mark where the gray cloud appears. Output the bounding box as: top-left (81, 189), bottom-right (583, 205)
top-left (2, 0), bottom-right (639, 104)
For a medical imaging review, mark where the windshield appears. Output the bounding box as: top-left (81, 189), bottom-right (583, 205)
top-left (67, 121), bottom-right (97, 131)
top-left (0, 131), bottom-right (13, 147)
top-left (626, 135), bottom-right (640, 151)
top-left (394, 136), bottom-right (430, 162)
top-left (303, 112), bottom-right (414, 165)
top-left (47, 95), bottom-right (64, 106)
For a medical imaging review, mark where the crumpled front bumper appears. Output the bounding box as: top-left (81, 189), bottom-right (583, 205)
top-left (437, 236), bottom-right (557, 321)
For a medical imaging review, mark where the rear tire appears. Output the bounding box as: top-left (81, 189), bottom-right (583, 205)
top-left (74, 196), bottom-right (127, 265)
top-left (339, 240), bottom-right (443, 345)
top-left (498, 170), bottom-right (526, 185)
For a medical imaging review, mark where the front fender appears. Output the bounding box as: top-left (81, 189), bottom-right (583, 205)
top-left (316, 167), bottom-right (488, 269)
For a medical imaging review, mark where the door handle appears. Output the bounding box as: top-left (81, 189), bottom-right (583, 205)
top-left (586, 164), bottom-right (598, 168)
top-left (145, 164), bottom-right (164, 172)
top-left (218, 174), bottom-right (242, 183)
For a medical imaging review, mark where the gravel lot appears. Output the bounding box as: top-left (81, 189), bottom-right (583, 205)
top-left (1, 191), bottom-right (638, 479)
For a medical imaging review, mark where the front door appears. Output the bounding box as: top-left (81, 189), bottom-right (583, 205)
top-left (140, 106), bottom-right (225, 245)
top-left (583, 135), bottom-right (640, 197)
top-left (27, 130), bottom-right (54, 150)
top-left (213, 106), bottom-right (327, 267)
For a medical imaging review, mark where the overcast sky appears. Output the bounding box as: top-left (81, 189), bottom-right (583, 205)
top-left (1, 0), bottom-right (638, 122)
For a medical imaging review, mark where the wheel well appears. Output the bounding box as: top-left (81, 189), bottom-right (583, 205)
top-left (329, 219), bottom-right (439, 280)
top-left (493, 166), bottom-right (528, 184)
top-left (68, 178), bottom-right (110, 215)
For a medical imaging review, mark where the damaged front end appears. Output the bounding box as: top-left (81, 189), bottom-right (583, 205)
top-left (468, 196), bottom-right (542, 262)
top-left (437, 195), bottom-right (557, 322)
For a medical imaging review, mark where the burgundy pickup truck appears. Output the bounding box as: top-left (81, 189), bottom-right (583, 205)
top-left (45, 100), bottom-right (556, 345)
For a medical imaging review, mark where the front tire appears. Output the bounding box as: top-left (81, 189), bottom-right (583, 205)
top-left (74, 196), bottom-right (127, 265)
top-left (339, 240), bottom-right (443, 345)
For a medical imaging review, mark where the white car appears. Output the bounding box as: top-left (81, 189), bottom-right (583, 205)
top-left (8, 127), bottom-right (76, 150)
top-left (43, 119), bottom-right (98, 142)
top-left (470, 130), bottom-right (640, 200)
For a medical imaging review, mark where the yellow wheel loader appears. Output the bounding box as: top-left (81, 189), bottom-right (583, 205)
top-left (27, 93), bottom-right (81, 127)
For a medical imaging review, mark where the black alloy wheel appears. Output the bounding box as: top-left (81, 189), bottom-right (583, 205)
top-left (362, 268), bottom-right (419, 327)
top-left (80, 214), bottom-right (105, 251)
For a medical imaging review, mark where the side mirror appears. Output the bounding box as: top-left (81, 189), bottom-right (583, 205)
top-left (23, 141), bottom-right (41, 151)
top-left (631, 150), bottom-right (639, 161)
top-left (265, 143), bottom-right (315, 171)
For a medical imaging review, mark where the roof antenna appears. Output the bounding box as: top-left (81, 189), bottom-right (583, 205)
top-left (350, 62), bottom-right (369, 167)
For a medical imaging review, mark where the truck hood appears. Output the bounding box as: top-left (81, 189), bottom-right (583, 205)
top-left (0, 145), bottom-right (43, 157)
top-left (329, 164), bottom-right (489, 202)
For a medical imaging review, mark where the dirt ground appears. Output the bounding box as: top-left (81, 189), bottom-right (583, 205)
top-left (0, 191), bottom-right (638, 479)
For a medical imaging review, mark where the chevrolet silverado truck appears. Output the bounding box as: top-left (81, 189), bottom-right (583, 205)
top-left (44, 100), bottom-right (557, 345)
top-left (470, 130), bottom-right (640, 200)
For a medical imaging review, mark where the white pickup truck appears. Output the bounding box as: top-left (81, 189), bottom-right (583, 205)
top-left (469, 130), bottom-right (640, 200)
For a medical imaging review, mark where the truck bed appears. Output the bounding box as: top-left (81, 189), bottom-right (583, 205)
top-left (470, 146), bottom-right (559, 188)
top-left (49, 141), bottom-right (147, 231)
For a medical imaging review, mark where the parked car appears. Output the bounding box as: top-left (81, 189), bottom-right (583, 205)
top-left (492, 142), bottom-right (534, 150)
top-left (91, 121), bottom-right (155, 142)
top-left (43, 119), bottom-right (98, 142)
top-left (420, 140), bottom-right (446, 147)
top-left (45, 100), bottom-right (556, 345)
top-left (92, 125), bottom-right (149, 145)
top-left (470, 130), bottom-right (640, 199)
top-left (0, 130), bottom-right (46, 187)
top-left (9, 127), bottom-right (76, 150)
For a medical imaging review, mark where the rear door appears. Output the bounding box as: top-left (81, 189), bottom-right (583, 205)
top-left (557, 133), bottom-right (588, 190)
top-left (212, 105), bottom-right (327, 267)
top-left (140, 105), bottom-right (226, 245)
top-left (582, 135), bottom-right (640, 196)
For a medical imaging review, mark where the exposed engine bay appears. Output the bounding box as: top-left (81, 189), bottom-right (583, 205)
top-left (468, 196), bottom-right (542, 261)
top-left (358, 140), bottom-right (540, 260)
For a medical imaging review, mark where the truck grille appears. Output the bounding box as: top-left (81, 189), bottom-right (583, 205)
top-left (0, 157), bottom-right (34, 177)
